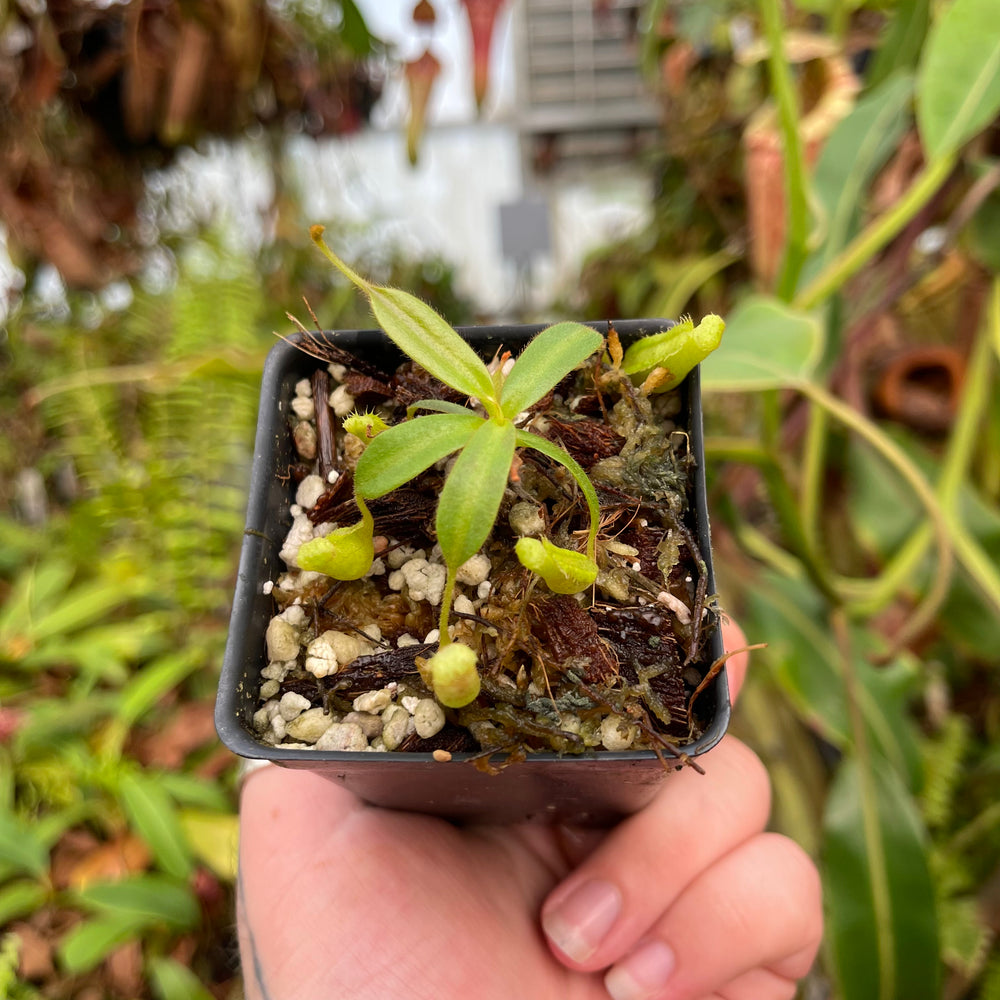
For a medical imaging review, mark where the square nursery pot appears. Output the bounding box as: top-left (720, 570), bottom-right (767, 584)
top-left (216, 320), bottom-right (729, 824)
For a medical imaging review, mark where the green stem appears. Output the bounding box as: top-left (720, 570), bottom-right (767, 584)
top-left (437, 565), bottom-right (458, 648)
top-left (832, 611), bottom-right (896, 1000)
top-left (800, 402), bottom-right (829, 557)
top-left (760, 393), bottom-right (838, 601)
top-left (797, 381), bottom-right (955, 640)
top-left (795, 154), bottom-right (957, 311)
top-left (759, 0), bottom-right (811, 300)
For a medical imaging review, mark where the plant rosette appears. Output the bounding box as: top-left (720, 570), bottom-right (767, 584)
top-left (216, 233), bottom-right (730, 824)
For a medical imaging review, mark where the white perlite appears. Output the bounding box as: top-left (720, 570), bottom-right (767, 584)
top-left (285, 707), bottom-right (335, 743)
top-left (315, 722), bottom-right (368, 752)
top-left (456, 553), bottom-right (491, 586)
top-left (381, 704), bottom-right (413, 750)
top-left (295, 474), bottom-right (326, 510)
top-left (391, 558), bottom-right (447, 605)
top-left (304, 629), bottom-right (378, 678)
top-left (278, 691), bottom-right (311, 722)
top-left (329, 383), bottom-right (355, 416)
top-left (291, 396), bottom-right (315, 420)
top-left (413, 699), bottom-right (446, 738)
top-left (266, 618), bottom-right (300, 662)
top-left (279, 512), bottom-right (315, 567)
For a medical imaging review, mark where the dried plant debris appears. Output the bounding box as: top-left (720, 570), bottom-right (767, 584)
top-left (255, 340), bottom-right (718, 766)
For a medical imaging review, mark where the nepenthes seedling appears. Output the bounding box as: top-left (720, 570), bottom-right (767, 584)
top-left (286, 226), bottom-right (724, 726)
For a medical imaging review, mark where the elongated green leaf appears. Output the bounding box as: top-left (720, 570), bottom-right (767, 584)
top-left (58, 912), bottom-right (152, 973)
top-left (406, 398), bottom-right (478, 417)
top-left (499, 322), bottom-right (603, 418)
top-left (0, 880), bottom-right (48, 925)
top-left (868, 0), bottom-right (930, 88)
top-left (148, 956), bottom-right (217, 1000)
top-left (368, 289), bottom-right (496, 402)
top-left (699, 296), bottom-right (822, 391)
top-left (29, 577), bottom-right (142, 643)
top-left (823, 757), bottom-right (940, 1000)
top-left (312, 230), bottom-right (495, 401)
top-left (354, 412), bottom-right (483, 500)
top-left (118, 772), bottom-right (194, 879)
top-left (806, 73), bottom-right (915, 280)
top-left (743, 573), bottom-right (923, 788)
top-left (916, 0), bottom-right (1000, 159)
top-left (116, 649), bottom-right (203, 729)
top-left (0, 813), bottom-right (48, 877)
top-left (436, 419), bottom-right (516, 568)
top-left (74, 875), bottom-right (199, 929)
top-left (0, 560), bottom-right (74, 644)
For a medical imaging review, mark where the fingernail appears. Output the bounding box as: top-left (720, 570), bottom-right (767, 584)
top-left (542, 879), bottom-right (622, 962)
top-left (604, 940), bottom-right (676, 1000)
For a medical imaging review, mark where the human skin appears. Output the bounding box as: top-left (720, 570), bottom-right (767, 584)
top-left (237, 621), bottom-right (823, 1000)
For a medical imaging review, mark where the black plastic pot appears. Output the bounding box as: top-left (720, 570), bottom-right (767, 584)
top-left (215, 321), bottom-right (729, 824)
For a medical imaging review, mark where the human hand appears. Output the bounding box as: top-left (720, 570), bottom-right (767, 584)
top-left (237, 620), bottom-right (822, 1000)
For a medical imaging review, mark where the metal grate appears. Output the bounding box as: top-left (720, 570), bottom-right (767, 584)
top-left (517, 0), bottom-right (660, 135)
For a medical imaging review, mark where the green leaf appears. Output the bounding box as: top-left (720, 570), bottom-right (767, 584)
top-left (436, 419), bottom-right (516, 568)
top-left (0, 814), bottom-right (48, 877)
top-left (743, 573), bottom-right (923, 788)
top-left (148, 956), bottom-right (216, 1000)
top-left (354, 411), bottom-right (483, 500)
top-left (499, 322), bottom-right (603, 418)
top-left (311, 230), bottom-right (495, 402)
top-left (868, 0), bottom-right (930, 88)
top-left (916, 0), bottom-right (1000, 159)
top-left (28, 577), bottom-right (141, 643)
top-left (0, 881), bottom-right (48, 926)
top-left (73, 875), bottom-right (199, 929)
top-left (58, 912), bottom-right (152, 974)
top-left (805, 73), bottom-right (915, 281)
top-left (116, 649), bottom-right (204, 729)
top-left (178, 809), bottom-right (239, 881)
top-left (118, 772), bottom-right (194, 879)
top-left (699, 296), bottom-right (823, 391)
top-left (823, 757), bottom-right (940, 1000)
top-left (338, 0), bottom-right (376, 57)
top-left (0, 560), bottom-right (74, 647)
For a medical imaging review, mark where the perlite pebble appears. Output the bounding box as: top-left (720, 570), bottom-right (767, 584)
top-left (294, 378), bottom-right (312, 397)
top-left (315, 722), bottom-right (368, 751)
top-left (291, 396), bottom-right (315, 420)
top-left (259, 679), bottom-right (280, 700)
top-left (342, 711), bottom-right (383, 740)
top-left (285, 707), bottom-right (335, 743)
top-left (456, 553), bottom-right (491, 586)
top-left (600, 715), bottom-right (638, 751)
top-left (329, 383), bottom-right (355, 417)
top-left (279, 512), bottom-right (315, 567)
top-left (293, 421), bottom-right (317, 459)
top-left (266, 618), bottom-right (300, 662)
top-left (413, 699), bottom-right (446, 738)
top-left (353, 689), bottom-right (393, 714)
top-left (381, 704), bottom-right (413, 750)
top-left (278, 691), bottom-right (311, 722)
top-left (295, 474), bottom-right (326, 510)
